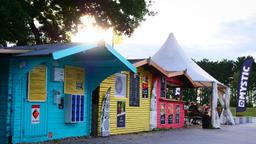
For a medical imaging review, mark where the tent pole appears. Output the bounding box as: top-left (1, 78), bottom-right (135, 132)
top-left (210, 82), bottom-right (213, 121)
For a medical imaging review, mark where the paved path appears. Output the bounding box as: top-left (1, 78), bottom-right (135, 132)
top-left (48, 124), bottom-right (256, 144)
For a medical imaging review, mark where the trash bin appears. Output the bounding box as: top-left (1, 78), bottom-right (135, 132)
top-left (202, 113), bottom-right (211, 129)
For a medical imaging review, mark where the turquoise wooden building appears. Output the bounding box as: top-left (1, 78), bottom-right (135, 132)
top-left (0, 42), bottom-right (136, 143)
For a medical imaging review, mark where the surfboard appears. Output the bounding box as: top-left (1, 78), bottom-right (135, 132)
top-left (150, 80), bottom-right (157, 130)
top-left (100, 87), bottom-right (111, 136)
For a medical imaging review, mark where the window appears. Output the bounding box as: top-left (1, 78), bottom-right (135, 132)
top-left (129, 72), bottom-right (140, 106)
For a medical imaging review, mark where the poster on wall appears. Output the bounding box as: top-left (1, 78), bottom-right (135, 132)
top-left (168, 114), bottom-right (173, 124)
top-left (31, 105), bottom-right (40, 124)
top-left (175, 88), bottom-right (181, 96)
top-left (168, 103), bottom-right (174, 114)
top-left (176, 105), bottom-right (180, 124)
top-left (53, 67), bottom-right (64, 82)
top-left (114, 73), bottom-right (127, 98)
top-left (64, 65), bottom-right (85, 95)
top-left (28, 65), bottom-right (47, 102)
top-left (160, 103), bottom-right (166, 124)
top-left (129, 72), bottom-right (140, 106)
top-left (142, 75), bottom-right (149, 98)
top-left (117, 101), bottom-right (126, 127)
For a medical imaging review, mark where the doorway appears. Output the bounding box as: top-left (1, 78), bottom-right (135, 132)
top-left (91, 86), bottom-right (100, 136)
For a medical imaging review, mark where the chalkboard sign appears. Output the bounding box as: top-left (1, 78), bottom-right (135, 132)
top-left (142, 75), bottom-right (149, 98)
top-left (168, 114), bottom-right (173, 124)
top-left (160, 76), bottom-right (166, 98)
top-left (129, 72), bottom-right (140, 106)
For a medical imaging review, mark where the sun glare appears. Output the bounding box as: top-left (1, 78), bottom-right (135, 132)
top-left (71, 16), bottom-right (113, 44)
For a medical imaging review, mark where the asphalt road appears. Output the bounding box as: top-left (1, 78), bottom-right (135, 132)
top-left (49, 124), bottom-right (256, 144)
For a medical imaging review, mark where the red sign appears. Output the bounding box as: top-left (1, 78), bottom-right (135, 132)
top-left (31, 105), bottom-right (40, 124)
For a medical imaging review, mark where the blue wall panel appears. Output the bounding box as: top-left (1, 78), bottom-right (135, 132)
top-left (10, 57), bottom-right (92, 143)
top-left (8, 52), bottom-right (134, 143)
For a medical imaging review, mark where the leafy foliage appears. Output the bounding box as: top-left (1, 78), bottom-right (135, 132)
top-left (0, 0), bottom-right (154, 46)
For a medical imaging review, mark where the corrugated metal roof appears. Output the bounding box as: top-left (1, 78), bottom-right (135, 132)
top-left (17, 43), bottom-right (83, 56)
top-left (0, 42), bottom-right (137, 73)
top-left (0, 43), bottom-right (84, 56)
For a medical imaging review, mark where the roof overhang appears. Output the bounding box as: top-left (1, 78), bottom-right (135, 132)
top-left (166, 71), bottom-right (196, 88)
top-left (194, 81), bottom-right (227, 92)
top-left (131, 58), bottom-right (168, 76)
top-left (132, 58), bottom-right (195, 88)
top-left (0, 49), bottom-right (30, 54)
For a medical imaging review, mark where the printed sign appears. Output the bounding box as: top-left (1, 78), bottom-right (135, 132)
top-left (53, 67), bottom-right (64, 82)
top-left (175, 105), bottom-right (180, 124)
top-left (175, 88), bottom-right (181, 96)
top-left (31, 105), bottom-right (40, 124)
top-left (114, 73), bottom-right (127, 98)
top-left (28, 65), bottom-right (47, 102)
top-left (142, 75), bottom-right (149, 98)
top-left (176, 105), bottom-right (180, 114)
top-left (160, 103), bottom-right (166, 124)
top-left (236, 58), bottom-right (254, 112)
top-left (117, 101), bottom-right (126, 127)
top-left (175, 114), bottom-right (180, 124)
top-left (64, 66), bottom-right (85, 95)
top-left (168, 103), bottom-right (174, 114)
top-left (168, 114), bottom-right (173, 124)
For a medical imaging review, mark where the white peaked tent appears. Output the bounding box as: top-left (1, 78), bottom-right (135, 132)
top-left (152, 33), bottom-right (235, 128)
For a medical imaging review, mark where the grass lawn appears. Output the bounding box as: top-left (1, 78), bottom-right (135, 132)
top-left (230, 107), bottom-right (256, 117)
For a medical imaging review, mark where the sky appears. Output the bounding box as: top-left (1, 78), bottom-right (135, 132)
top-left (73, 0), bottom-right (256, 61)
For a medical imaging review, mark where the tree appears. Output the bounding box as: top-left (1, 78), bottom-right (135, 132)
top-left (0, 0), bottom-right (154, 46)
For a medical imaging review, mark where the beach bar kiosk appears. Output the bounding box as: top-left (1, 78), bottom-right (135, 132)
top-left (156, 71), bottom-right (195, 129)
top-left (0, 42), bottom-right (136, 143)
top-left (91, 58), bottom-right (168, 136)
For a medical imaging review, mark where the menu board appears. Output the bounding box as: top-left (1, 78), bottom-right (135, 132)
top-left (160, 76), bottom-right (166, 98)
top-left (64, 66), bottom-right (85, 95)
top-left (117, 101), bottom-right (126, 127)
top-left (142, 75), bottom-right (149, 98)
top-left (129, 72), bottom-right (140, 106)
top-left (28, 65), bottom-right (47, 102)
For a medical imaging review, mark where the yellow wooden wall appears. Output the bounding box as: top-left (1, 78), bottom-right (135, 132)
top-left (97, 67), bottom-right (152, 135)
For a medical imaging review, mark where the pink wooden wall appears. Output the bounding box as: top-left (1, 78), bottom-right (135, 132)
top-left (153, 77), bottom-right (185, 129)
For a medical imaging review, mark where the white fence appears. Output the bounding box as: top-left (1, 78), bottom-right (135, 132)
top-left (233, 117), bottom-right (256, 125)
